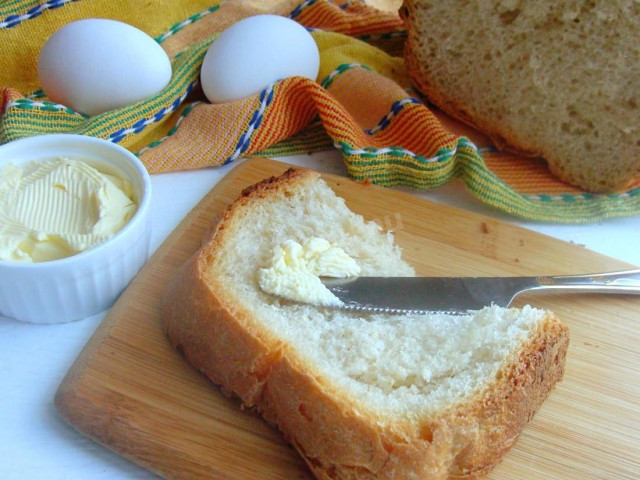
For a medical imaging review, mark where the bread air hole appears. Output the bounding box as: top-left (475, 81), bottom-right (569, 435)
top-left (499, 9), bottom-right (521, 24)
top-left (298, 402), bottom-right (313, 422)
top-left (419, 425), bottom-right (434, 443)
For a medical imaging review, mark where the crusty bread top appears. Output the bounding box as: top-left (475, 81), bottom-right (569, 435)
top-left (400, 0), bottom-right (640, 193)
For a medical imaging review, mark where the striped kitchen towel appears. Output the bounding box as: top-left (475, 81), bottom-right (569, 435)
top-left (1, 0), bottom-right (638, 222)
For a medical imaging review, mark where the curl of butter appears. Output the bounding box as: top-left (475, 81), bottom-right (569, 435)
top-left (0, 157), bottom-right (137, 262)
top-left (258, 237), bottom-right (360, 307)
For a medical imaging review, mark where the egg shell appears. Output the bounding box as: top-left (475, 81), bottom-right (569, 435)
top-left (37, 19), bottom-right (172, 116)
top-left (200, 15), bottom-right (320, 104)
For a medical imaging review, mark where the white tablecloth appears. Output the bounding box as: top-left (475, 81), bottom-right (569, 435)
top-left (1, 150), bottom-right (638, 480)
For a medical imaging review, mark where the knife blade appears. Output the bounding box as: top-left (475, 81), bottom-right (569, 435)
top-left (320, 269), bottom-right (640, 315)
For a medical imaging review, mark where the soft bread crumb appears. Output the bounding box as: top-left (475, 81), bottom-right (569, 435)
top-left (212, 174), bottom-right (548, 417)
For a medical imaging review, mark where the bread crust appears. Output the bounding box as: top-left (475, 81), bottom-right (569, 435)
top-left (163, 168), bottom-right (569, 479)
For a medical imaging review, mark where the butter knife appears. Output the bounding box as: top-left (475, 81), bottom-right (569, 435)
top-left (321, 269), bottom-right (640, 314)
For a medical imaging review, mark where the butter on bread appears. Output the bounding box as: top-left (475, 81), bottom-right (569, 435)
top-left (400, 0), bottom-right (640, 193)
top-left (162, 168), bottom-right (569, 479)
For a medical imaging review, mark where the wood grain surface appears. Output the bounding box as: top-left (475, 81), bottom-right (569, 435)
top-left (55, 158), bottom-right (640, 480)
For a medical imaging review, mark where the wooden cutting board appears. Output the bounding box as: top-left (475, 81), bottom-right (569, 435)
top-left (56, 158), bottom-right (639, 480)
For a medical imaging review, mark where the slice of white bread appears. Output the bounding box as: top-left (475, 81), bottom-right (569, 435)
top-left (162, 168), bottom-right (569, 479)
top-left (400, 0), bottom-right (640, 193)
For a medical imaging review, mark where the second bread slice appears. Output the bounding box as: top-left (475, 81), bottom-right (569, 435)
top-left (400, 0), bottom-right (640, 193)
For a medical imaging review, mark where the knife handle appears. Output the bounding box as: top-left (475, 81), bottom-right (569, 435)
top-left (535, 269), bottom-right (640, 294)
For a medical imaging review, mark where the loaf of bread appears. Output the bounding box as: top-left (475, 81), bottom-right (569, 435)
top-left (162, 168), bottom-right (569, 479)
top-left (400, 0), bottom-right (640, 193)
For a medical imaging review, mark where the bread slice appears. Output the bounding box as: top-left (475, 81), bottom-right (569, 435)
top-left (162, 168), bottom-right (569, 479)
top-left (400, 0), bottom-right (640, 193)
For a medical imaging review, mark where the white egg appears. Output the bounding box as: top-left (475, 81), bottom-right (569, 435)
top-left (37, 19), bottom-right (172, 116)
top-left (200, 15), bottom-right (320, 104)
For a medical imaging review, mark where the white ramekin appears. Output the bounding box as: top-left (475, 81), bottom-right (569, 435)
top-left (0, 134), bottom-right (152, 324)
